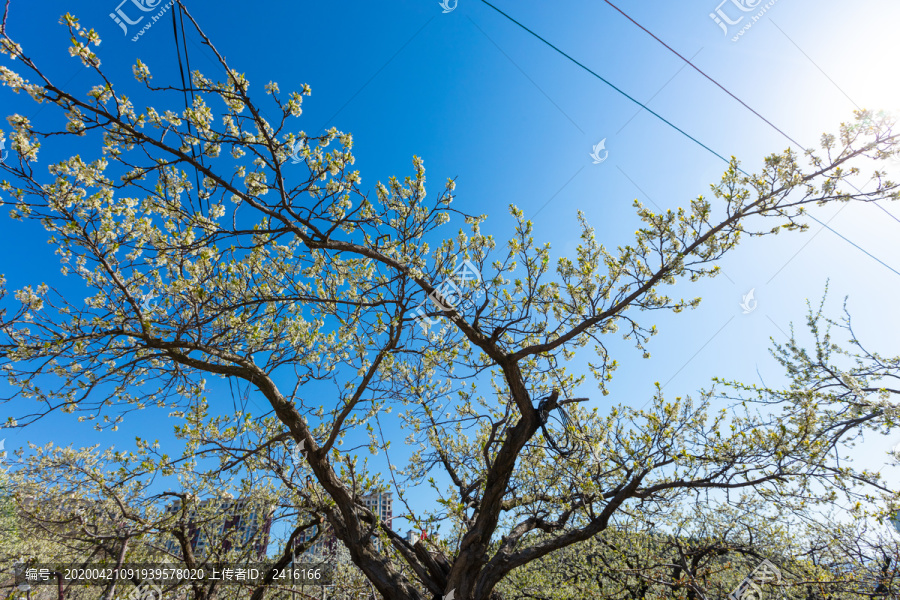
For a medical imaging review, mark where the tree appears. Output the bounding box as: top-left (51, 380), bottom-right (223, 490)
top-left (0, 435), bottom-right (340, 600)
top-left (1, 3), bottom-right (899, 599)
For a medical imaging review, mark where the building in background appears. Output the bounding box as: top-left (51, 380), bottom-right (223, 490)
top-left (404, 530), bottom-right (420, 545)
top-left (293, 491), bottom-right (393, 561)
top-left (164, 497), bottom-right (273, 560)
top-left (293, 522), bottom-right (340, 560)
top-left (404, 529), bottom-right (438, 546)
top-left (361, 491), bottom-right (392, 526)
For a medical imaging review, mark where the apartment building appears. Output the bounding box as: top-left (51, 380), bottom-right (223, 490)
top-left (163, 497), bottom-right (273, 560)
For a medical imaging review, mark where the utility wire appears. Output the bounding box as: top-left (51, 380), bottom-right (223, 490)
top-left (178, 8), bottom-right (208, 213)
top-left (479, 0), bottom-right (735, 168)
top-left (172, 6), bottom-right (205, 214)
top-left (873, 201), bottom-right (900, 225)
top-left (480, 0), bottom-right (900, 277)
top-left (806, 214), bottom-right (900, 277)
top-left (599, 0), bottom-right (900, 230)
top-left (599, 0), bottom-right (806, 151)
top-left (595, 0), bottom-right (900, 272)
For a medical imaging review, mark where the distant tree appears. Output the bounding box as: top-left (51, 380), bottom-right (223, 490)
top-left (494, 500), bottom-right (900, 600)
top-left (1, 3), bottom-right (899, 600)
top-left (0, 436), bottom-right (335, 600)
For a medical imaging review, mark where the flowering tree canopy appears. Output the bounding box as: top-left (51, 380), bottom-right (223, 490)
top-left (1, 4), bottom-right (899, 600)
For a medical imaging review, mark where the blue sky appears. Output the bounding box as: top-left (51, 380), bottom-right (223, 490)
top-left (2, 0), bottom-right (900, 545)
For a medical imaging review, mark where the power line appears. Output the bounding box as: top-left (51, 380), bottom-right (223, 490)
top-left (873, 201), bottom-right (900, 225)
top-left (178, 8), bottom-right (208, 214)
top-left (594, 0), bottom-right (900, 272)
top-left (598, 0), bottom-right (900, 230)
top-left (478, 0), bottom-right (735, 167)
top-left (806, 214), bottom-right (900, 278)
top-left (172, 6), bottom-right (205, 214)
top-left (599, 0), bottom-right (806, 151)
top-left (479, 0), bottom-right (900, 277)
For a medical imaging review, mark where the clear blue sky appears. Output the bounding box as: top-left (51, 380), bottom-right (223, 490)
top-left (2, 0), bottom-right (899, 541)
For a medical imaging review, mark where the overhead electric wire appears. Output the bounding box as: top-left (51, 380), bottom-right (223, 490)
top-left (178, 9), bottom-right (208, 213)
top-left (595, 0), bottom-right (900, 272)
top-left (172, 6), bottom-right (205, 214)
top-left (806, 214), bottom-right (900, 277)
top-left (599, 0), bottom-right (806, 151)
top-left (872, 196), bottom-right (900, 225)
top-left (480, 0), bottom-right (900, 277)
top-left (478, 0), bottom-right (735, 168)
top-left (599, 0), bottom-right (900, 230)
